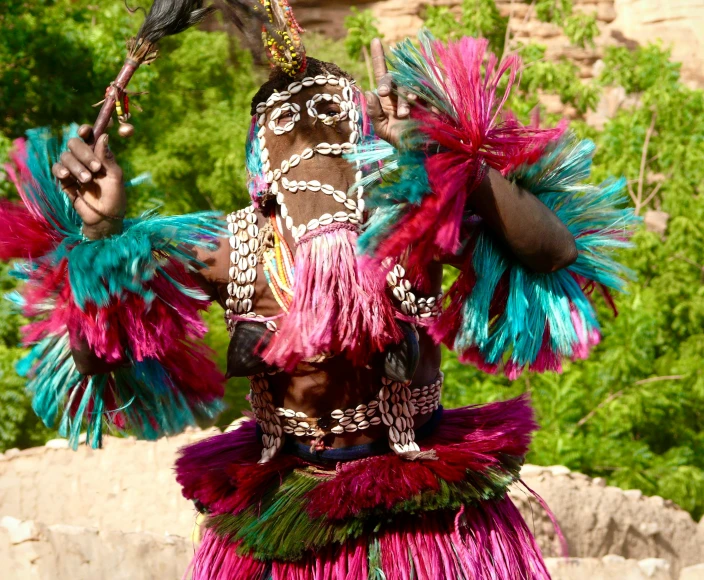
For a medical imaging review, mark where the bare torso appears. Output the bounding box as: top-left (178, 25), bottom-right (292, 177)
top-left (205, 211), bottom-right (443, 448)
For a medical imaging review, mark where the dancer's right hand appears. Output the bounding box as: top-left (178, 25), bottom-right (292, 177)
top-left (52, 124), bottom-right (126, 240)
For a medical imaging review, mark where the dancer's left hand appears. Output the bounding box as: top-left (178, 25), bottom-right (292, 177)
top-left (366, 38), bottom-right (415, 149)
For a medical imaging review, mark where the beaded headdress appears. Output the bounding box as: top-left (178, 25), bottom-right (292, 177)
top-left (258, 0), bottom-right (306, 77)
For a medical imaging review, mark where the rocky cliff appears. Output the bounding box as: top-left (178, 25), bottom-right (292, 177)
top-left (1, 431), bottom-right (703, 579)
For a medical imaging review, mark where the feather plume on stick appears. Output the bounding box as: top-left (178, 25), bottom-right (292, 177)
top-left (92, 0), bottom-right (264, 142)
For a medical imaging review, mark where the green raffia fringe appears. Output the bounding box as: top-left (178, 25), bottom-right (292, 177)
top-left (208, 456), bottom-right (522, 561)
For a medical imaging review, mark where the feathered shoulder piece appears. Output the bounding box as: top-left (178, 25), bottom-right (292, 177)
top-left (349, 32), bottom-right (639, 377)
top-left (0, 127), bottom-right (226, 447)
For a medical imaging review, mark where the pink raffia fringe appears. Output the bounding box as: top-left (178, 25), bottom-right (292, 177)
top-left (177, 396), bottom-right (560, 579)
top-left (366, 37), bottom-right (565, 275)
top-left (263, 224), bottom-right (400, 371)
top-left (191, 499), bottom-right (551, 580)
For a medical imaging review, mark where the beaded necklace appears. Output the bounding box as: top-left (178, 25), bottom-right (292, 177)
top-left (262, 215), bottom-right (295, 312)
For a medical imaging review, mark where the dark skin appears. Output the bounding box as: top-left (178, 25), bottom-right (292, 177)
top-left (57, 39), bottom-right (577, 448)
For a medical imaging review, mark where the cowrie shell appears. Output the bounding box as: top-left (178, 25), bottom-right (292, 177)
top-left (332, 190), bottom-right (346, 203)
top-left (289, 154), bottom-right (301, 167)
top-left (319, 213), bottom-right (333, 225)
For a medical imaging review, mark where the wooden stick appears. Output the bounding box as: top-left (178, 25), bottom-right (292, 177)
top-left (92, 59), bottom-right (141, 143)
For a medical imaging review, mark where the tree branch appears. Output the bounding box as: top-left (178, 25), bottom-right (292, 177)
top-left (576, 390), bottom-right (624, 428)
top-left (635, 111), bottom-right (657, 216)
top-left (634, 375), bottom-right (685, 385)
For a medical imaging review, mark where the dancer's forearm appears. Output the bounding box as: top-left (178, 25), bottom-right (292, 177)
top-left (469, 168), bottom-right (578, 273)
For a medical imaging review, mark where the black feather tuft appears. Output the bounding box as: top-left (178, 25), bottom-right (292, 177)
top-left (136, 0), bottom-right (264, 42)
top-left (137, 0), bottom-right (216, 43)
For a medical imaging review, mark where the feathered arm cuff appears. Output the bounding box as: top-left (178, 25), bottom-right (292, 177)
top-left (1, 127), bottom-right (226, 447)
top-left (349, 32), bottom-right (639, 377)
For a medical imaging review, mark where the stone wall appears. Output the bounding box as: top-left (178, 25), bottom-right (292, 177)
top-left (2, 431), bottom-right (704, 579)
top-left (3, 515), bottom-right (702, 580)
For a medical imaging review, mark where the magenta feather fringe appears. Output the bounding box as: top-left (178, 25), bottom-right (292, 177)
top-left (176, 396), bottom-right (537, 519)
top-left (0, 200), bottom-right (56, 261)
top-left (190, 532), bottom-right (269, 580)
top-left (262, 225), bottom-right (400, 371)
top-left (190, 500), bottom-right (549, 580)
top-left (370, 37), bottom-right (564, 273)
top-left (178, 397), bottom-right (556, 578)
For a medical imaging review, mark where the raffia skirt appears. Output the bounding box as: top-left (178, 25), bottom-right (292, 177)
top-left (175, 395), bottom-right (554, 579)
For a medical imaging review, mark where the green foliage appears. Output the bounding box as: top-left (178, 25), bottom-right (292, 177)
top-left (535, 0), bottom-right (573, 24)
top-left (510, 43), bottom-right (601, 117)
top-left (599, 43), bottom-right (681, 94)
top-left (563, 12), bottom-right (600, 48)
top-left (343, 8), bottom-right (382, 60)
top-left (425, 0), bottom-right (507, 54)
top-left (124, 30), bottom-right (260, 214)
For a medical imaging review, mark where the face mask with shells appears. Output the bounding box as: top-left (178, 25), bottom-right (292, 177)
top-left (253, 73), bottom-right (366, 242)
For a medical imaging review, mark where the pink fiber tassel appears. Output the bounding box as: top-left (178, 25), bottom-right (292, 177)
top-left (263, 224), bottom-right (400, 371)
top-left (189, 530), bottom-right (268, 580)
